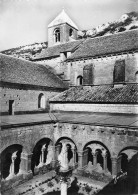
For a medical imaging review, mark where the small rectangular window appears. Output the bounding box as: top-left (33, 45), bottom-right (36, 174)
top-left (113, 60), bottom-right (125, 83)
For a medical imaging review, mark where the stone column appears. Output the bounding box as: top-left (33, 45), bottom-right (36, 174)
top-left (83, 149), bottom-right (89, 168)
top-left (111, 157), bottom-right (118, 176)
top-left (92, 151), bottom-right (98, 167)
top-left (41, 146), bottom-right (46, 164)
top-left (102, 151), bottom-right (108, 172)
top-left (51, 146), bottom-right (56, 168)
top-left (19, 152), bottom-right (33, 179)
top-left (61, 182), bottom-right (67, 195)
top-left (71, 146), bottom-right (77, 168)
top-left (78, 151), bottom-right (83, 170)
top-left (117, 155), bottom-right (122, 173)
top-left (56, 145), bottom-right (61, 160)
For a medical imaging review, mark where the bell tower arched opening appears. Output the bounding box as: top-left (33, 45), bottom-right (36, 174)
top-left (54, 28), bottom-right (60, 43)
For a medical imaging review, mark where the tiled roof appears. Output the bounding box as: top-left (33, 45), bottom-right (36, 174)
top-left (48, 9), bottom-right (78, 30)
top-left (32, 40), bottom-right (83, 60)
top-left (50, 84), bottom-right (138, 103)
top-left (67, 29), bottom-right (138, 61)
top-left (0, 54), bottom-right (67, 89)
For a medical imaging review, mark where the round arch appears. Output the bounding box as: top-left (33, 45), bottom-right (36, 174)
top-left (1, 140), bottom-right (23, 154)
top-left (118, 146), bottom-right (138, 157)
top-left (55, 137), bottom-right (78, 165)
top-left (1, 144), bottom-right (23, 179)
top-left (118, 146), bottom-right (138, 193)
top-left (69, 28), bottom-right (73, 37)
top-left (83, 140), bottom-right (112, 156)
top-left (76, 75), bottom-right (83, 86)
top-left (83, 140), bottom-right (112, 174)
top-left (55, 136), bottom-right (77, 150)
top-left (54, 28), bottom-right (60, 43)
top-left (31, 138), bottom-right (52, 173)
top-left (38, 93), bottom-right (45, 109)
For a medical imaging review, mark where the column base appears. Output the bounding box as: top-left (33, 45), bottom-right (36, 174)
top-left (34, 166), bottom-right (39, 175)
top-left (77, 165), bottom-right (88, 171)
top-left (72, 163), bottom-right (78, 169)
top-left (22, 170), bottom-right (33, 180)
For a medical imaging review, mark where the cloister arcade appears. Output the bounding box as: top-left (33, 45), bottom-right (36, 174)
top-left (1, 136), bottom-right (138, 182)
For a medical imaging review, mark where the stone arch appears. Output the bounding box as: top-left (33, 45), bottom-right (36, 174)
top-left (118, 146), bottom-right (138, 194)
top-left (1, 140), bottom-right (26, 154)
top-left (32, 136), bottom-right (54, 151)
top-left (82, 140), bottom-right (112, 156)
top-left (55, 136), bottom-right (77, 150)
top-left (77, 75), bottom-right (83, 86)
top-left (54, 28), bottom-right (60, 43)
top-left (1, 144), bottom-right (23, 179)
top-left (84, 141), bottom-right (112, 174)
top-left (31, 137), bottom-right (53, 174)
top-left (135, 71), bottom-right (138, 83)
top-left (118, 146), bottom-right (138, 157)
top-left (69, 28), bottom-right (73, 37)
top-left (38, 93), bottom-right (45, 109)
top-left (55, 137), bottom-right (78, 167)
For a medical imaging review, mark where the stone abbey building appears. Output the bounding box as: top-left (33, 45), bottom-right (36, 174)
top-left (0, 9), bottom-right (138, 194)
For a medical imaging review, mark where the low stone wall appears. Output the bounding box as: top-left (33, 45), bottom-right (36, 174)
top-left (50, 103), bottom-right (138, 114)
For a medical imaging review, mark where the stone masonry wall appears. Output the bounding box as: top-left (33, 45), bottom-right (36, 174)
top-left (35, 57), bottom-right (61, 74)
top-left (53, 122), bottom-right (138, 157)
top-left (65, 53), bottom-right (138, 85)
top-left (1, 87), bottom-right (60, 115)
top-left (1, 123), bottom-right (54, 154)
top-left (1, 122), bottom-right (138, 158)
top-left (50, 103), bottom-right (138, 114)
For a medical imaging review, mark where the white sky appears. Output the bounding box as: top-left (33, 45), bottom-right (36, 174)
top-left (0, 0), bottom-right (138, 51)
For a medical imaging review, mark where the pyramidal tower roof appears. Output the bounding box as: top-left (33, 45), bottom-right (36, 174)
top-left (48, 9), bottom-right (78, 30)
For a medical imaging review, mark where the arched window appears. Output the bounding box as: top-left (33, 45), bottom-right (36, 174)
top-left (38, 93), bottom-right (45, 109)
top-left (9, 100), bottom-right (15, 115)
top-left (135, 71), bottom-right (138, 83)
top-left (54, 28), bottom-right (60, 43)
top-left (69, 29), bottom-right (73, 37)
top-left (77, 75), bottom-right (83, 86)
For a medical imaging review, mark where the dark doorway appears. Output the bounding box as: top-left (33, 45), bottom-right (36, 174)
top-left (9, 100), bottom-right (14, 115)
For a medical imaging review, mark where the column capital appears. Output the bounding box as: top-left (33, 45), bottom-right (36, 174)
top-left (92, 151), bottom-right (98, 156)
top-left (78, 150), bottom-right (83, 157)
top-left (21, 152), bottom-right (33, 159)
top-left (102, 151), bottom-right (108, 158)
top-left (111, 156), bottom-right (118, 161)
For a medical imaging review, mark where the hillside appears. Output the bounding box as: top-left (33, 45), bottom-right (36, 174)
top-left (78, 11), bottom-right (138, 39)
top-left (1, 11), bottom-right (138, 60)
top-left (1, 42), bottom-right (48, 60)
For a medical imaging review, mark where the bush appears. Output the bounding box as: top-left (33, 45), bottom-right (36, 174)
top-left (47, 181), bottom-right (54, 188)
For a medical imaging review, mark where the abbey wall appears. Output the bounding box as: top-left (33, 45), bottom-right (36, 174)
top-left (64, 53), bottom-right (138, 86)
top-left (0, 86), bottom-right (61, 115)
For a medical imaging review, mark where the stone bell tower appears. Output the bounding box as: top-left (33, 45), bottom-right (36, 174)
top-left (48, 9), bottom-right (78, 47)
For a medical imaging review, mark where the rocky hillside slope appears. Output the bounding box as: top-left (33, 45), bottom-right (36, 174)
top-left (78, 11), bottom-right (138, 39)
top-left (1, 42), bottom-right (48, 60)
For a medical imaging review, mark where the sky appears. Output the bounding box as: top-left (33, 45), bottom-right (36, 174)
top-left (0, 0), bottom-right (138, 51)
